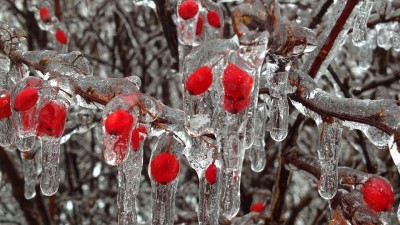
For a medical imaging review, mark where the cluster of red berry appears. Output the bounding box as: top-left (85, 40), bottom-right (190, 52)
top-left (0, 80), bottom-right (67, 140)
top-left (38, 7), bottom-right (68, 45)
top-left (104, 109), bottom-right (148, 164)
top-left (178, 0), bottom-right (222, 38)
top-left (185, 63), bottom-right (254, 114)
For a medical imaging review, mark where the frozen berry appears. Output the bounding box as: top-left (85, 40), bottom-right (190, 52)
top-left (178, 0), bottom-right (199, 20)
top-left (131, 125), bottom-right (148, 151)
top-left (196, 15), bottom-right (204, 36)
top-left (361, 177), bottom-right (394, 212)
top-left (13, 87), bottom-right (39, 112)
top-left (205, 163), bottom-right (217, 184)
top-left (150, 152), bottom-right (180, 184)
top-left (223, 95), bottom-right (251, 114)
top-left (105, 109), bottom-right (134, 136)
top-left (185, 66), bottom-right (213, 95)
top-left (0, 92), bottom-right (11, 119)
top-left (55, 29), bottom-right (68, 45)
top-left (39, 7), bottom-right (51, 22)
top-left (222, 64), bottom-right (254, 99)
top-left (250, 202), bottom-right (265, 213)
top-left (207, 10), bottom-right (221, 28)
top-left (36, 101), bottom-right (67, 137)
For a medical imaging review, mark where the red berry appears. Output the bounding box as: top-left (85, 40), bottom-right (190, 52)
top-left (361, 177), bottom-right (394, 212)
top-left (105, 109), bottom-right (134, 136)
top-left (36, 101), bottom-right (67, 137)
top-left (207, 10), bottom-right (221, 28)
top-left (205, 163), bottom-right (217, 184)
top-left (222, 64), bottom-right (254, 100)
top-left (223, 95), bottom-right (251, 114)
top-left (39, 7), bottom-right (51, 22)
top-left (14, 87), bottom-right (39, 112)
top-left (178, 0), bottom-right (199, 20)
top-left (250, 202), bottom-right (265, 213)
top-left (196, 15), bottom-right (204, 36)
top-left (131, 125), bottom-right (148, 151)
top-left (150, 152), bottom-right (180, 184)
top-left (185, 66), bottom-right (213, 95)
top-left (55, 29), bottom-right (68, 45)
top-left (0, 92), bottom-right (11, 119)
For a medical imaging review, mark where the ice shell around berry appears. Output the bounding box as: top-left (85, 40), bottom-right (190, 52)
top-left (39, 7), bottom-right (51, 22)
top-left (185, 66), bottom-right (213, 95)
top-left (222, 63), bottom-right (254, 100)
top-left (150, 152), bottom-right (180, 184)
top-left (131, 125), bottom-right (148, 151)
top-left (36, 101), bottom-right (67, 137)
top-left (250, 202), bottom-right (265, 213)
top-left (13, 87), bottom-right (39, 112)
top-left (205, 163), bottom-right (217, 184)
top-left (104, 109), bottom-right (134, 136)
top-left (0, 92), bottom-right (12, 119)
top-left (196, 15), bottom-right (204, 36)
top-left (178, 0), bottom-right (199, 20)
top-left (207, 10), bottom-right (221, 28)
top-left (361, 177), bottom-right (394, 212)
top-left (223, 95), bottom-right (251, 114)
top-left (55, 29), bottom-right (68, 45)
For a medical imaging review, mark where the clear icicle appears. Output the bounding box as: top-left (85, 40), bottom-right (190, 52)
top-left (22, 152), bottom-right (36, 199)
top-left (351, 0), bottom-right (373, 47)
top-left (219, 133), bottom-right (245, 219)
top-left (388, 135), bottom-right (400, 173)
top-left (16, 136), bottom-right (36, 152)
top-left (248, 104), bottom-right (267, 172)
top-left (149, 133), bottom-right (184, 225)
top-left (269, 97), bottom-right (289, 142)
top-left (117, 125), bottom-right (147, 225)
top-left (0, 118), bottom-right (14, 147)
top-left (40, 138), bottom-right (61, 196)
top-left (376, 24), bottom-right (392, 50)
top-left (317, 119), bottom-right (342, 200)
top-left (198, 163), bottom-right (222, 225)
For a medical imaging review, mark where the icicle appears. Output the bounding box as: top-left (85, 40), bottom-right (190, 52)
top-left (317, 118), bottom-right (342, 200)
top-left (388, 134), bottom-right (400, 174)
top-left (22, 152), bottom-right (36, 199)
top-left (40, 138), bottom-right (61, 196)
top-left (376, 24), bottom-right (392, 50)
top-left (352, 0), bottom-right (373, 46)
top-left (269, 97), bottom-right (289, 142)
top-left (397, 202), bottom-right (400, 223)
top-left (248, 104), bottom-right (267, 172)
top-left (264, 56), bottom-right (291, 142)
top-left (0, 89), bottom-right (14, 147)
top-left (219, 133), bottom-right (245, 219)
top-left (198, 162), bottom-right (222, 225)
top-left (118, 125), bottom-right (147, 225)
top-left (185, 136), bottom-right (221, 225)
top-left (149, 133), bottom-right (183, 225)
top-left (36, 98), bottom-right (68, 196)
top-left (16, 136), bottom-right (36, 152)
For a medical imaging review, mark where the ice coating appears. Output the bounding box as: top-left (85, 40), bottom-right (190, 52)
top-left (40, 137), bottom-right (61, 196)
top-left (351, 0), bottom-right (373, 47)
top-left (11, 77), bottom-right (43, 151)
top-left (102, 94), bottom-right (140, 166)
top-left (317, 119), bottom-right (342, 200)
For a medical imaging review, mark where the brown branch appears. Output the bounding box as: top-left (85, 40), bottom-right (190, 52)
top-left (352, 74), bottom-right (400, 96)
top-left (308, 0), bottom-right (361, 78)
top-left (154, 0), bottom-right (179, 64)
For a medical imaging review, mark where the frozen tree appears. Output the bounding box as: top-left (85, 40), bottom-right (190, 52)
top-left (0, 0), bottom-right (399, 225)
